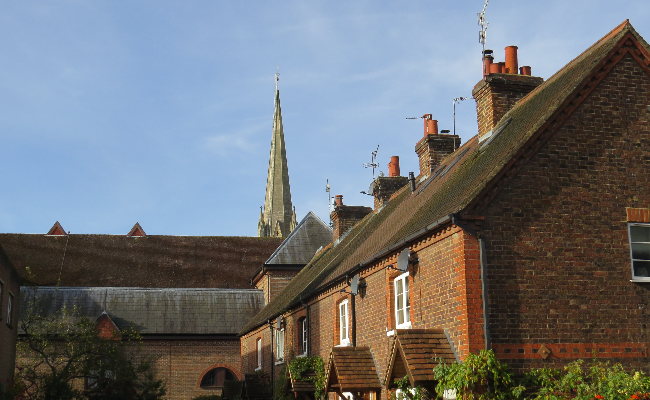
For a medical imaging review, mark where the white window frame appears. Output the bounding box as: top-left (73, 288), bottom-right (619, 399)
top-left (629, 223), bottom-right (650, 281)
top-left (394, 272), bottom-right (411, 329)
top-left (6, 293), bottom-right (13, 327)
top-left (256, 338), bottom-right (262, 370)
top-left (339, 299), bottom-right (350, 346)
top-left (300, 318), bottom-right (308, 356)
top-left (275, 328), bottom-right (285, 363)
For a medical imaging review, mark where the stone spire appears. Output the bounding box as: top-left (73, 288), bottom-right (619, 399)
top-left (258, 73), bottom-right (296, 237)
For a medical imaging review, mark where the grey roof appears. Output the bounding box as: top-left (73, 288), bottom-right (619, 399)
top-left (20, 286), bottom-right (265, 335)
top-left (265, 212), bottom-right (332, 265)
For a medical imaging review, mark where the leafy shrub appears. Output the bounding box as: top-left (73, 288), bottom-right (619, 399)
top-left (525, 359), bottom-right (650, 400)
top-left (433, 349), bottom-right (524, 400)
top-left (288, 356), bottom-right (326, 400)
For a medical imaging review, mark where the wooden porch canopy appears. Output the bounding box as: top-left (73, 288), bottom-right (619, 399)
top-left (384, 329), bottom-right (457, 389)
top-left (324, 346), bottom-right (382, 395)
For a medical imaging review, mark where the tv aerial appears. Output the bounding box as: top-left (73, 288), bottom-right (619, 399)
top-left (453, 96), bottom-right (473, 140)
top-left (478, 0), bottom-right (491, 73)
top-left (326, 179), bottom-right (333, 228)
top-left (363, 145), bottom-right (380, 179)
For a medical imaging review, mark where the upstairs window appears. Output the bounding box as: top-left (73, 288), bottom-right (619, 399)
top-left (630, 224), bottom-right (650, 280)
top-left (275, 329), bottom-right (285, 362)
top-left (339, 299), bottom-right (349, 346)
top-left (300, 318), bottom-right (308, 355)
top-left (394, 272), bottom-right (411, 329)
top-left (6, 293), bottom-right (13, 327)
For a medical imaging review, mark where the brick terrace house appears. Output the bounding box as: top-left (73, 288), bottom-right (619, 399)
top-left (0, 244), bottom-right (20, 392)
top-left (240, 21), bottom-right (650, 400)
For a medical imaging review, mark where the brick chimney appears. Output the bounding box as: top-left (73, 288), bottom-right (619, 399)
top-left (414, 115), bottom-right (461, 178)
top-left (473, 46), bottom-right (543, 141)
top-left (330, 195), bottom-right (372, 242)
top-left (371, 157), bottom-right (409, 209)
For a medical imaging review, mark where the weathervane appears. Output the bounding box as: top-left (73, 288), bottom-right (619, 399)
top-left (363, 145), bottom-right (380, 180)
top-left (478, 0), bottom-right (490, 75)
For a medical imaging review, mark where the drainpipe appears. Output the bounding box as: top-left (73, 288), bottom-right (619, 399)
top-left (351, 291), bottom-right (356, 347)
top-left (269, 320), bottom-right (275, 398)
top-left (479, 237), bottom-right (491, 350)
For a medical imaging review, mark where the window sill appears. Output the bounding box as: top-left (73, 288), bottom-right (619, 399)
top-left (255, 367), bottom-right (262, 372)
top-left (396, 323), bottom-right (412, 330)
top-left (386, 330), bottom-right (395, 337)
top-left (631, 279), bottom-right (650, 283)
top-left (275, 360), bottom-right (285, 366)
top-left (336, 342), bottom-right (351, 347)
top-left (296, 353), bottom-right (308, 358)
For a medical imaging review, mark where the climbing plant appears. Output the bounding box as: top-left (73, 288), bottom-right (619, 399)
top-left (288, 356), bottom-right (326, 400)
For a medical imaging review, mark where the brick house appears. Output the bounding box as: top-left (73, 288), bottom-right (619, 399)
top-left (0, 245), bottom-right (19, 392)
top-left (240, 20), bottom-right (650, 400)
top-left (3, 225), bottom-right (283, 400)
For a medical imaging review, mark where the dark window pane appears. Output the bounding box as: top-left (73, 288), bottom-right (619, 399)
top-left (631, 226), bottom-right (650, 243)
top-left (632, 243), bottom-right (650, 260)
top-left (634, 261), bottom-right (650, 277)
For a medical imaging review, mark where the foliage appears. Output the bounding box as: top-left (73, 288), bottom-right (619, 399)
top-left (273, 367), bottom-right (293, 400)
top-left (15, 294), bottom-right (166, 400)
top-left (288, 356), bottom-right (326, 400)
top-left (524, 359), bottom-right (650, 400)
top-left (190, 395), bottom-right (222, 400)
top-left (389, 376), bottom-right (429, 400)
top-left (433, 350), bottom-right (525, 400)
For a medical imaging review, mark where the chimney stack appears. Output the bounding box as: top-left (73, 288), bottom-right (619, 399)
top-left (415, 115), bottom-right (461, 178)
top-left (330, 195), bottom-right (372, 242)
top-left (370, 157), bottom-right (409, 210)
top-left (473, 46), bottom-right (543, 141)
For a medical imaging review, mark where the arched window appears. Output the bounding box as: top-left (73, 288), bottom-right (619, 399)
top-left (200, 367), bottom-right (236, 390)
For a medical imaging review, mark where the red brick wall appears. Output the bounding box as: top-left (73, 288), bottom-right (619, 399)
top-left (477, 53), bottom-right (650, 372)
top-left (0, 256), bottom-right (19, 391)
top-left (138, 339), bottom-right (243, 400)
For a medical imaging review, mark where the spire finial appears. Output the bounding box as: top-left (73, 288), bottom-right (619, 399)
top-left (275, 67), bottom-right (280, 91)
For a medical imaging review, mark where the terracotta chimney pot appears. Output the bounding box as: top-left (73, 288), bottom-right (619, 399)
top-left (388, 156), bottom-right (400, 177)
top-left (334, 195), bottom-right (343, 206)
top-left (520, 66), bottom-right (532, 76)
top-left (423, 115), bottom-right (438, 136)
top-left (505, 46), bottom-right (519, 74)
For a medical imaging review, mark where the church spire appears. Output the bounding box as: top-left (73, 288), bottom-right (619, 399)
top-left (258, 72), bottom-right (296, 237)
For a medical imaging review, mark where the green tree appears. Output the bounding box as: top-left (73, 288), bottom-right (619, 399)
top-left (15, 298), bottom-right (165, 400)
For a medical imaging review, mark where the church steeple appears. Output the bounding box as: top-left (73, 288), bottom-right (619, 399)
top-left (258, 72), bottom-right (296, 237)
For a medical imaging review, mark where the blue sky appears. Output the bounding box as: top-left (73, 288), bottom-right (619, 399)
top-left (0, 1), bottom-right (648, 236)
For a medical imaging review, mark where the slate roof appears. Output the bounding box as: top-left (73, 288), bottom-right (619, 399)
top-left (384, 329), bottom-right (457, 388)
top-left (0, 234), bottom-right (283, 288)
top-left (240, 21), bottom-right (648, 335)
top-left (324, 346), bottom-right (381, 393)
top-left (264, 212), bottom-right (332, 265)
top-left (20, 286), bottom-right (265, 335)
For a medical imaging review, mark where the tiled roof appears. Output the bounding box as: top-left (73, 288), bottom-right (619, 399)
top-left (240, 21), bottom-right (649, 334)
top-left (384, 329), bottom-right (457, 388)
top-left (0, 234), bottom-right (283, 288)
top-left (324, 347), bottom-right (381, 393)
top-left (20, 286), bottom-right (265, 335)
top-left (264, 212), bottom-right (332, 265)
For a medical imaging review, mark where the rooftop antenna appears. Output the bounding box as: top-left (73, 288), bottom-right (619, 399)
top-left (363, 145), bottom-right (380, 180)
top-left (326, 179), bottom-right (333, 228)
top-left (453, 96), bottom-right (473, 142)
top-left (478, 0), bottom-right (490, 76)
